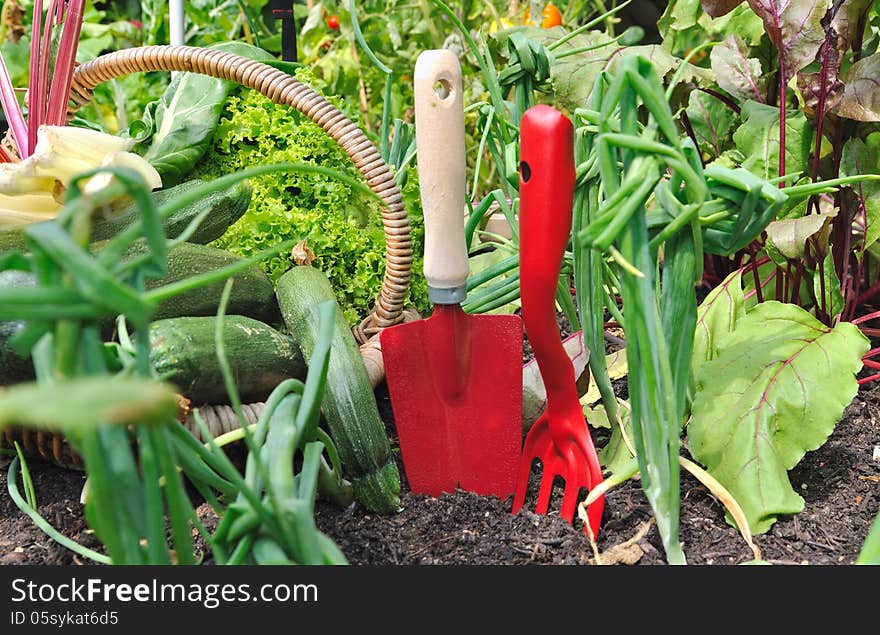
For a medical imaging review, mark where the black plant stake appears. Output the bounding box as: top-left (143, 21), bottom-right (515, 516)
top-left (271, 0), bottom-right (297, 62)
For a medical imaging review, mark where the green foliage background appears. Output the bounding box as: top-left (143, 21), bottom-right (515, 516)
top-left (193, 70), bottom-right (429, 325)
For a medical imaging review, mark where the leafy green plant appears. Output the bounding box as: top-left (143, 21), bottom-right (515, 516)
top-left (0, 1), bottom-right (169, 135)
top-left (170, 282), bottom-right (349, 564)
top-left (129, 40), bottom-right (276, 187)
top-left (689, 292), bottom-right (867, 533)
top-left (0, 0), bottom-right (85, 159)
top-left (858, 506), bottom-right (880, 564)
top-left (193, 78), bottom-right (430, 324)
top-left (140, 0), bottom-right (271, 48)
top-left (661, 1), bottom-right (880, 336)
top-left (431, 0), bottom-right (880, 561)
top-left (0, 160), bottom-right (368, 564)
top-left (571, 57), bottom-right (874, 560)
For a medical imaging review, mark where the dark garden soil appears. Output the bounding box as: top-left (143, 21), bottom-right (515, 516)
top-left (313, 380), bottom-right (880, 565)
top-left (2, 325), bottom-right (879, 566)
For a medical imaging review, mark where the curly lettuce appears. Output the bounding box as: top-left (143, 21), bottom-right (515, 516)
top-left (193, 72), bottom-right (428, 324)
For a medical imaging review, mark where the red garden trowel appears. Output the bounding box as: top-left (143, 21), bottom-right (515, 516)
top-left (380, 49), bottom-right (522, 499)
top-left (511, 105), bottom-right (605, 539)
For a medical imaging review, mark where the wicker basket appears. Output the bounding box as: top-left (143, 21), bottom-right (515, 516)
top-left (3, 45), bottom-right (415, 467)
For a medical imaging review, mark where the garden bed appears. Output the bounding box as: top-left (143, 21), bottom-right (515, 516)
top-left (2, 377), bottom-right (877, 567)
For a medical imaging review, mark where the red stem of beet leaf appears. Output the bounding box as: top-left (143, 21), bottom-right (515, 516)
top-left (852, 310), bottom-right (880, 325)
top-left (790, 260), bottom-right (804, 304)
top-left (775, 263), bottom-right (784, 301)
top-left (778, 54), bottom-right (786, 189)
top-left (679, 111), bottom-right (704, 168)
top-left (0, 0), bottom-right (85, 161)
top-left (837, 9), bottom-right (872, 322)
top-left (858, 372), bottom-right (880, 385)
top-left (809, 38), bottom-right (832, 204)
top-left (697, 87), bottom-right (741, 115)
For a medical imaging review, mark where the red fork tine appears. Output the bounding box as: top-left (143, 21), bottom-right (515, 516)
top-left (512, 104), bottom-right (606, 540)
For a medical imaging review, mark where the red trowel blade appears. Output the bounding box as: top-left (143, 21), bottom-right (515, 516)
top-left (381, 305), bottom-right (522, 498)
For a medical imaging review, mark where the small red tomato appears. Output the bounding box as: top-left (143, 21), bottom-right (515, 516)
top-left (326, 14), bottom-right (340, 29)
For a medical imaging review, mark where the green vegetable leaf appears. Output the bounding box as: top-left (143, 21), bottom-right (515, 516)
top-left (660, 0), bottom-right (703, 36)
top-left (658, 0), bottom-right (704, 54)
top-left (733, 100), bottom-right (813, 179)
top-left (595, 400), bottom-right (636, 476)
top-left (689, 301), bottom-right (869, 534)
top-left (606, 45), bottom-right (714, 89)
top-left (692, 269), bottom-right (745, 376)
top-left (710, 35), bottom-right (767, 104)
top-left (841, 133), bottom-right (880, 251)
top-left (830, 0), bottom-right (873, 60)
top-left (498, 26), bottom-right (614, 112)
top-left (686, 89), bottom-right (737, 159)
top-left (764, 209), bottom-right (836, 259)
top-left (196, 81), bottom-right (430, 323)
top-left (0, 377), bottom-right (180, 433)
top-left (0, 38), bottom-right (30, 87)
top-left (745, 0), bottom-right (830, 83)
top-left (137, 41), bottom-right (276, 186)
top-left (661, 1), bottom-right (764, 55)
top-left (813, 251), bottom-right (845, 319)
top-left (835, 53), bottom-right (880, 122)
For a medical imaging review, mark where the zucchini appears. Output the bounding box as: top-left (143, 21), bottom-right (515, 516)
top-left (0, 179), bottom-right (251, 253)
top-left (0, 271), bottom-right (36, 385)
top-left (1, 242), bottom-right (279, 341)
top-left (129, 241), bottom-right (281, 324)
top-left (275, 265), bottom-right (400, 514)
top-left (91, 179), bottom-right (252, 244)
top-left (149, 315), bottom-right (306, 404)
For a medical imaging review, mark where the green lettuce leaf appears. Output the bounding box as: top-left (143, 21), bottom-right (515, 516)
top-left (194, 76), bottom-right (429, 324)
top-left (733, 100), bottom-right (813, 180)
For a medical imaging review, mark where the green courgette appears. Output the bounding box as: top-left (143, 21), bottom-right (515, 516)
top-left (0, 271), bottom-right (36, 385)
top-left (149, 315), bottom-right (306, 404)
top-left (91, 179), bottom-right (252, 244)
top-left (130, 241), bottom-right (281, 324)
top-left (275, 265), bottom-right (400, 514)
top-left (0, 179), bottom-right (251, 254)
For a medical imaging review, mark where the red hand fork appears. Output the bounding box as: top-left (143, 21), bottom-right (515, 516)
top-left (511, 105), bottom-right (605, 539)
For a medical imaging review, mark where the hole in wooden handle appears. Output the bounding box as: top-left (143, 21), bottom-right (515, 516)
top-left (433, 78), bottom-right (452, 100)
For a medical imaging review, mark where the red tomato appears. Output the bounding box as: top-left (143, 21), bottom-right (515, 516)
top-left (326, 14), bottom-right (340, 29)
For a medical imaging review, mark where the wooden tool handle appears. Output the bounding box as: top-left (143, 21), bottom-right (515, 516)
top-left (414, 49), bottom-right (469, 304)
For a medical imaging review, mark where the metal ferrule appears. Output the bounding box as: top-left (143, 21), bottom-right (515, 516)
top-left (428, 285), bottom-right (467, 305)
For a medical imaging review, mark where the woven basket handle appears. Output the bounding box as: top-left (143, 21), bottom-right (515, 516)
top-left (69, 45), bottom-right (412, 342)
